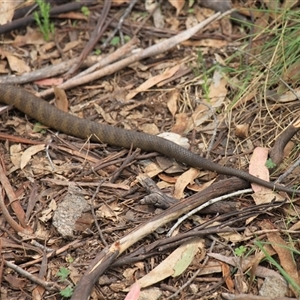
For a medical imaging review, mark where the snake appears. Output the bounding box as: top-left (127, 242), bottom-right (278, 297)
top-left (0, 84), bottom-right (298, 195)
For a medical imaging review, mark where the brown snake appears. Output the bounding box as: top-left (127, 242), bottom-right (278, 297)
top-left (0, 84), bottom-right (298, 195)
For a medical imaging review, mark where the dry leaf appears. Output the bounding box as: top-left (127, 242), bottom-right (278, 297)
top-left (248, 147), bottom-right (270, 193)
top-left (262, 220), bottom-right (300, 296)
top-left (4, 274), bottom-right (26, 289)
top-left (158, 132), bottom-right (190, 149)
top-left (167, 89), bottom-right (179, 117)
top-left (217, 227), bottom-right (244, 242)
top-left (10, 144), bottom-right (22, 169)
top-left (97, 202), bottom-right (123, 220)
top-left (13, 26), bottom-right (45, 47)
top-left (187, 178), bottom-right (215, 192)
top-left (168, 0), bottom-right (185, 15)
top-left (222, 262), bottom-right (234, 292)
top-left (144, 162), bottom-right (163, 178)
top-left (182, 39), bottom-right (228, 48)
top-left (112, 0), bottom-right (130, 4)
top-left (249, 148), bottom-right (284, 205)
top-left (276, 87), bottom-right (300, 102)
top-left (32, 285), bottom-right (45, 299)
top-left (126, 64), bottom-right (180, 100)
top-left (20, 144), bottom-right (46, 169)
top-left (209, 70), bottom-right (228, 105)
top-left (0, 0), bottom-right (23, 25)
top-left (283, 141), bottom-right (294, 161)
top-left (75, 213), bottom-right (94, 231)
top-left (141, 123), bottom-right (159, 135)
top-left (136, 238), bottom-right (203, 288)
top-left (174, 168), bottom-right (200, 199)
top-left (124, 282), bottom-right (141, 300)
top-left (186, 70), bottom-right (227, 134)
top-left (94, 103), bottom-right (116, 124)
top-left (35, 78), bottom-right (64, 86)
top-left (1, 50), bottom-right (30, 74)
top-left (158, 173), bottom-right (178, 184)
top-left (53, 86), bottom-right (69, 112)
top-left (63, 40), bottom-right (81, 52)
top-left (145, 0), bottom-right (165, 28)
top-left (171, 113), bottom-right (189, 135)
top-left (39, 199), bottom-right (57, 223)
top-left (209, 252), bottom-right (284, 280)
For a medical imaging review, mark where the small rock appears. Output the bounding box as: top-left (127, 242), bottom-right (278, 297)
top-left (259, 276), bottom-right (287, 298)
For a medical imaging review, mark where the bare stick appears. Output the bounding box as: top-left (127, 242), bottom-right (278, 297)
top-left (70, 176), bottom-right (248, 300)
top-left (39, 10), bottom-right (228, 98)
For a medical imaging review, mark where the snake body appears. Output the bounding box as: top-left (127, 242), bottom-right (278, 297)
top-left (0, 84), bottom-right (298, 195)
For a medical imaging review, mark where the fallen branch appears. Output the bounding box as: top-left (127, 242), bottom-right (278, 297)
top-left (71, 177), bottom-right (249, 300)
top-left (38, 10), bottom-right (229, 98)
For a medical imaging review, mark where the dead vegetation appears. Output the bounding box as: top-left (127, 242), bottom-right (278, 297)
top-left (0, 1), bottom-right (300, 299)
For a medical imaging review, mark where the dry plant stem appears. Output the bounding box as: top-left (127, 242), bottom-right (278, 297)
top-left (110, 148), bottom-right (140, 183)
top-left (0, 56), bottom-right (101, 85)
top-left (115, 19), bottom-right (231, 40)
top-left (277, 156), bottom-right (300, 184)
top-left (90, 183), bottom-right (108, 247)
top-left (71, 177), bottom-right (248, 300)
top-left (103, 0), bottom-right (138, 47)
top-left (0, 38), bottom-right (138, 84)
top-left (111, 202), bottom-right (280, 267)
top-left (41, 178), bottom-right (130, 190)
top-left (0, 0), bottom-right (97, 35)
top-left (233, 47), bottom-right (300, 101)
top-left (196, 101), bottom-right (219, 159)
top-left (20, 239), bottom-right (85, 268)
top-left (4, 260), bottom-right (59, 291)
top-left (45, 137), bottom-right (55, 170)
top-left (133, 0), bottom-right (162, 36)
top-left (209, 234), bottom-right (245, 293)
top-left (113, 228), bottom-right (242, 267)
top-left (0, 133), bottom-right (43, 145)
top-left (0, 162), bottom-right (32, 233)
top-left (31, 240), bottom-right (53, 253)
top-left (0, 248), bottom-right (3, 287)
top-left (167, 188), bottom-right (253, 237)
top-left (193, 279), bottom-right (225, 299)
top-left (25, 183), bottom-right (38, 222)
top-left (39, 11), bottom-right (225, 98)
top-left (39, 253), bottom-right (48, 285)
top-left (72, 36), bottom-right (138, 80)
top-left (66, 0), bottom-right (112, 76)
top-left (1, 236), bottom-right (43, 255)
top-left (157, 203), bottom-right (279, 251)
top-left (209, 245), bottom-right (281, 278)
top-left (55, 145), bottom-right (100, 164)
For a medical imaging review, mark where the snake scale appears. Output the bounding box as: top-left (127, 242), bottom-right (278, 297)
top-left (0, 84), bottom-right (298, 195)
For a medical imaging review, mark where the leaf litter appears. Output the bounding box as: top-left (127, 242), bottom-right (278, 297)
top-left (0, 1), bottom-right (300, 299)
